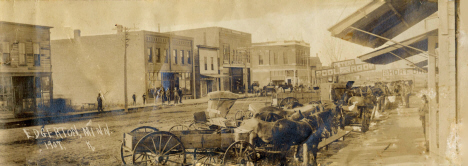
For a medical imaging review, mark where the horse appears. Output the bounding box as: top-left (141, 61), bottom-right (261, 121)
top-left (278, 84), bottom-right (293, 93)
top-left (255, 109), bottom-right (305, 122)
top-left (245, 112), bottom-right (329, 165)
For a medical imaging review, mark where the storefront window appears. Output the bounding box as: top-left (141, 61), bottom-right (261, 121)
top-left (41, 76), bottom-right (50, 91)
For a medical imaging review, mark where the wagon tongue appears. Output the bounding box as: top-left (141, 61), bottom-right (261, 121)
top-left (206, 91), bottom-right (239, 119)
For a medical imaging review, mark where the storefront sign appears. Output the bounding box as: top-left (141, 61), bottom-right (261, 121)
top-left (332, 59), bottom-right (355, 68)
top-left (316, 63), bottom-right (375, 77)
top-left (382, 68), bottom-right (427, 76)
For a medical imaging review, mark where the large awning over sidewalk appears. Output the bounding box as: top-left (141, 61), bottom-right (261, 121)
top-left (357, 29), bottom-right (437, 65)
top-left (328, 0), bottom-right (437, 48)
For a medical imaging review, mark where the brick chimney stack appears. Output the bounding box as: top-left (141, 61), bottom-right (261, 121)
top-left (116, 24), bottom-right (123, 34)
top-left (74, 29), bottom-right (81, 39)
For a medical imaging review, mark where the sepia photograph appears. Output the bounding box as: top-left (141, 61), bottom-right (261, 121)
top-left (0, 0), bottom-right (466, 165)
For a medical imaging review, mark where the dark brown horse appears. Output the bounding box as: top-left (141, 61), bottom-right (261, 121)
top-left (248, 113), bottom-right (328, 165)
top-left (254, 110), bottom-right (304, 122)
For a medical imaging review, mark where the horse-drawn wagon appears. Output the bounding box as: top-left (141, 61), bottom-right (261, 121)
top-left (120, 91), bottom-right (259, 165)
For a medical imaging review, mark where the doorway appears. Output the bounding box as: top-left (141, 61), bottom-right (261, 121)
top-left (12, 76), bottom-right (35, 112)
top-left (161, 73), bottom-right (180, 100)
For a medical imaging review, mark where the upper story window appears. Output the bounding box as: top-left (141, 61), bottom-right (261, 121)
top-left (155, 48), bottom-right (161, 63)
top-left (165, 49), bottom-right (169, 63)
top-left (173, 49), bottom-right (177, 64)
top-left (223, 44), bottom-right (230, 64)
top-left (204, 57), bottom-right (207, 70)
top-left (1, 42), bottom-right (10, 65)
top-left (211, 57), bottom-right (214, 70)
top-left (265, 50), bottom-right (270, 65)
top-left (259, 52), bottom-right (264, 65)
top-left (180, 50), bottom-right (185, 65)
top-left (147, 47), bottom-right (153, 63)
top-left (187, 51), bottom-right (191, 64)
top-left (33, 43), bottom-right (40, 66)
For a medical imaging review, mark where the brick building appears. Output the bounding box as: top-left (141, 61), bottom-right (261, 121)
top-left (250, 40), bottom-right (311, 87)
top-left (0, 21), bottom-right (53, 116)
top-left (169, 27), bottom-right (251, 97)
top-left (52, 29), bottom-right (194, 106)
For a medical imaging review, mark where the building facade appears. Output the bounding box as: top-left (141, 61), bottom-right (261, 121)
top-left (250, 40), bottom-right (310, 87)
top-left (0, 21), bottom-right (53, 116)
top-left (169, 27), bottom-right (252, 98)
top-left (52, 29), bottom-right (193, 106)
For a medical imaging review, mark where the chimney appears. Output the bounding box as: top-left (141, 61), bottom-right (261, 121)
top-left (74, 29), bottom-right (81, 39)
top-left (116, 25), bottom-right (123, 34)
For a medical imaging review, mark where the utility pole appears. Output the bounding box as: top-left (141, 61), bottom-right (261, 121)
top-left (115, 24), bottom-right (137, 112)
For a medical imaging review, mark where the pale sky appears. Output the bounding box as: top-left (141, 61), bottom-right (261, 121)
top-left (0, 0), bottom-right (378, 65)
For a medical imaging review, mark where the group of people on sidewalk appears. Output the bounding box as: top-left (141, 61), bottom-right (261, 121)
top-left (152, 87), bottom-right (184, 105)
top-left (95, 87), bottom-right (185, 112)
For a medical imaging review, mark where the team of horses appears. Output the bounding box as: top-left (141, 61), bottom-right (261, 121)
top-left (239, 82), bottom-right (389, 165)
top-left (238, 102), bottom-right (342, 166)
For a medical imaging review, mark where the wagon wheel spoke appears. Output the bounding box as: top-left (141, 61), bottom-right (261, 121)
top-left (161, 136), bottom-right (173, 154)
top-left (142, 144), bottom-right (157, 155)
top-left (135, 153), bottom-right (143, 161)
top-left (159, 134), bottom-right (162, 153)
top-left (161, 143), bottom-right (181, 156)
top-left (133, 131), bottom-right (186, 165)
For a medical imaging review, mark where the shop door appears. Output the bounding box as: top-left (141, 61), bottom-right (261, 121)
top-left (12, 76), bottom-right (35, 112)
top-left (231, 68), bottom-right (243, 93)
top-left (161, 73), bottom-right (180, 100)
top-left (207, 80), bottom-right (213, 93)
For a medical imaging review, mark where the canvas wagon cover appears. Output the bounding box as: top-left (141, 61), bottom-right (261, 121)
top-left (206, 91), bottom-right (239, 118)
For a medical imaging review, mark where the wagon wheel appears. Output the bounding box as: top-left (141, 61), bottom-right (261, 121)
top-left (194, 149), bottom-right (222, 166)
top-left (131, 126), bottom-right (159, 133)
top-left (222, 141), bottom-right (257, 165)
top-left (169, 125), bottom-right (190, 132)
top-left (121, 126), bottom-right (159, 164)
top-left (121, 143), bottom-right (134, 164)
top-left (279, 97), bottom-right (299, 107)
top-left (361, 108), bottom-right (370, 133)
top-left (132, 131), bottom-right (186, 165)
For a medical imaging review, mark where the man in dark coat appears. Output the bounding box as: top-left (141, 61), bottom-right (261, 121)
top-left (165, 88), bottom-right (171, 105)
top-left (142, 93), bottom-right (146, 105)
top-left (132, 93), bottom-right (136, 106)
top-left (161, 88), bottom-right (166, 105)
top-left (97, 93), bottom-right (103, 112)
top-left (178, 88), bottom-right (183, 103)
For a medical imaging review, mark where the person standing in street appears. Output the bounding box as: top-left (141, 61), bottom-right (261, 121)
top-left (142, 93), bottom-right (146, 105)
top-left (154, 88), bottom-right (160, 106)
top-left (165, 88), bottom-right (171, 105)
top-left (97, 93), bottom-right (103, 112)
top-left (132, 93), bottom-right (136, 106)
top-left (179, 88), bottom-right (183, 104)
top-left (173, 87), bottom-right (179, 105)
top-left (161, 88), bottom-right (166, 105)
top-left (419, 94), bottom-right (429, 151)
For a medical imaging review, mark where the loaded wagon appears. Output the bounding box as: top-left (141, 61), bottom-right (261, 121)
top-left (120, 91), bottom-right (258, 165)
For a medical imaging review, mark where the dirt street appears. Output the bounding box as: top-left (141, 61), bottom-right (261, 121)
top-left (0, 97), bottom-right (269, 165)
